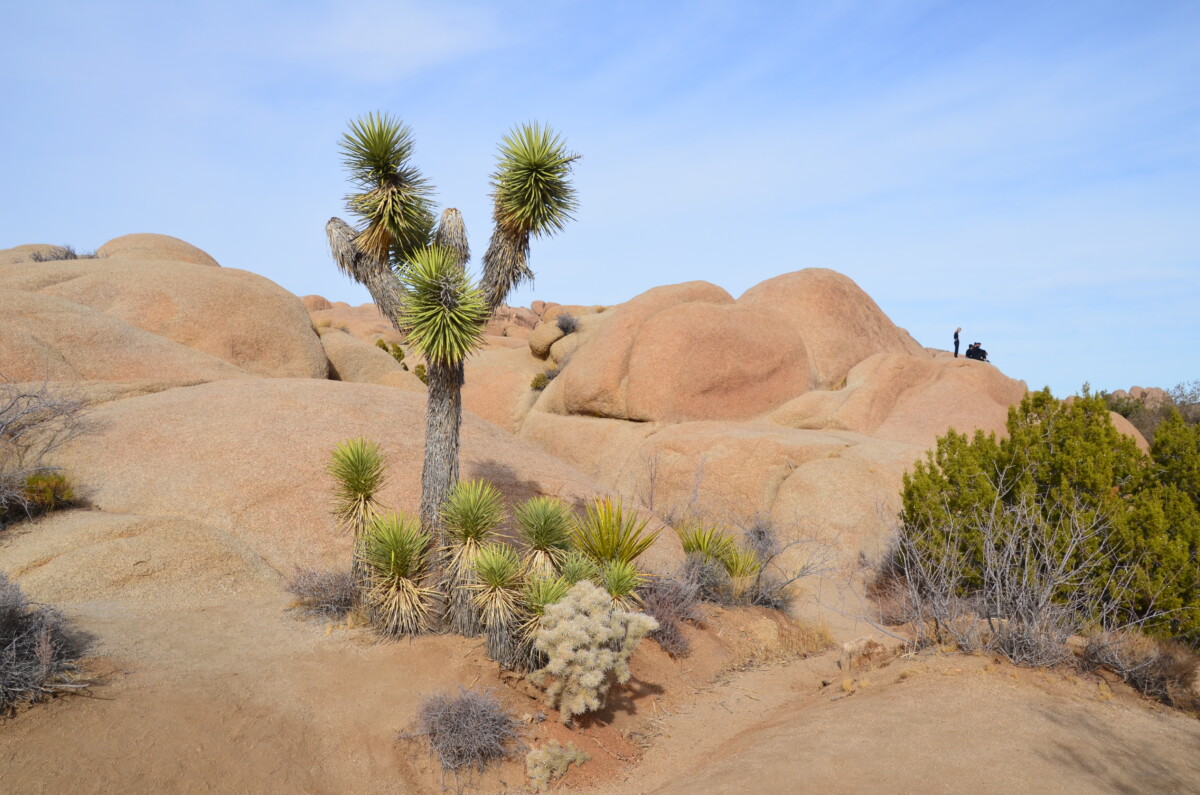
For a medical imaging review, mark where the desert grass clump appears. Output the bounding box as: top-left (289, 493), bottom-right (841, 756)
top-left (471, 544), bottom-right (526, 668)
top-left (360, 513), bottom-right (438, 636)
top-left (515, 496), bottom-right (573, 576)
top-left (285, 567), bottom-right (358, 619)
top-left (413, 363), bottom-right (428, 384)
top-left (530, 371), bottom-right (550, 391)
top-left (639, 573), bottom-right (702, 658)
top-left (526, 740), bottom-right (589, 791)
top-left (0, 573), bottom-right (88, 712)
top-left (572, 498), bottom-right (660, 566)
top-left (532, 580), bottom-right (658, 724)
top-left (555, 313), bottom-right (579, 335)
top-left (416, 687), bottom-right (522, 775)
top-left (441, 479), bottom-right (505, 635)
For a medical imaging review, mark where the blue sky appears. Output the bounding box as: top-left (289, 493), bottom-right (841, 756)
top-left (3, 1), bottom-right (1197, 397)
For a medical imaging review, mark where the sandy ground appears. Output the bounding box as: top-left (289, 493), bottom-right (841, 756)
top-left (2, 509), bottom-right (1199, 794)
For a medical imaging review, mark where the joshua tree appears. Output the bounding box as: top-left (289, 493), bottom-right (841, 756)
top-left (326, 112), bottom-right (578, 545)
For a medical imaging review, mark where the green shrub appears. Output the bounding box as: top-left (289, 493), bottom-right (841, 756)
top-left (530, 372), bottom-right (549, 391)
top-left (21, 471), bottom-right (75, 515)
top-left (413, 363), bottom-right (428, 384)
top-left (531, 581), bottom-right (658, 724)
top-left (897, 388), bottom-right (1200, 646)
top-left (374, 338), bottom-right (406, 364)
top-left (526, 741), bottom-right (589, 791)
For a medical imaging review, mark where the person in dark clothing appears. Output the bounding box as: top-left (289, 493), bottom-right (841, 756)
top-left (965, 342), bottom-right (989, 362)
top-left (954, 327), bottom-right (961, 358)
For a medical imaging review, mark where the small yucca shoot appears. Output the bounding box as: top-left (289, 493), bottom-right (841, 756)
top-left (471, 544), bottom-right (526, 669)
top-left (572, 498), bottom-right (660, 565)
top-left (675, 521), bottom-right (736, 564)
top-left (515, 496), bottom-right (574, 576)
top-left (600, 560), bottom-right (644, 610)
top-left (329, 437), bottom-right (387, 588)
top-left (440, 479), bottom-right (506, 635)
top-left (328, 437), bottom-right (386, 534)
top-left (723, 547), bottom-right (762, 604)
top-left (556, 550), bottom-right (601, 586)
top-left (360, 512), bottom-right (438, 636)
top-left (515, 575), bottom-right (572, 672)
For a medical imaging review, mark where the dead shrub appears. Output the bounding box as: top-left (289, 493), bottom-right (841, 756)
top-left (415, 688), bottom-right (523, 774)
top-left (639, 572), bottom-right (702, 658)
top-left (285, 567), bottom-right (357, 618)
top-left (554, 314), bottom-right (579, 335)
top-left (1084, 631), bottom-right (1200, 712)
top-left (0, 573), bottom-right (88, 712)
top-left (875, 493), bottom-right (1159, 667)
top-left (28, 245), bottom-right (101, 262)
top-left (0, 381), bottom-right (87, 527)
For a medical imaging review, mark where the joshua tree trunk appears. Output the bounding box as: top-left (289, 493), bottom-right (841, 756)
top-left (420, 360), bottom-right (464, 546)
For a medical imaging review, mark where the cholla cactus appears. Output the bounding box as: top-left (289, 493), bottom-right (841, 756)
top-left (531, 581), bottom-right (658, 724)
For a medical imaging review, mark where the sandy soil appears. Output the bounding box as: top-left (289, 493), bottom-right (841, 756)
top-left (2, 509), bottom-right (1199, 794)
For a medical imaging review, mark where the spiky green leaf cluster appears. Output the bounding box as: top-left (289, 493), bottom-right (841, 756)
top-left (442, 480), bottom-right (506, 546)
top-left (572, 498), bottom-right (660, 565)
top-left (600, 560), bottom-right (643, 609)
top-left (490, 122), bottom-right (579, 238)
top-left (471, 544), bottom-right (525, 629)
top-left (399, 246), bottom-right (488, 366)
top-left (328, 437), bottom-right (386, 534)
top-left (339, 112), bottom-right (434, 267)
top-left (557, 550), bottom-right (601, 586)
top-left (516, 496), bottom-right (573, 575)
top-left (676, 522), bottom-right (736, 564)
top-left (360, 512), bottom-right (438, 635)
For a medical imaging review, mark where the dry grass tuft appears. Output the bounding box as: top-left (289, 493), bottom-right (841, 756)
top-left (285, 567), bottom-right (358, 619)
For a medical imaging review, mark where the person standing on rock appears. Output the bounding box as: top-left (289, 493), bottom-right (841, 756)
top-left (954, 327), bottom-right (961, 358)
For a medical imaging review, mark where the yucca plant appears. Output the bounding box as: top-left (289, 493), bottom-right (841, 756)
top-left (329, 437), bottom-right (387, 589)
top-left (360, 512), bottom-right (439, 636)
top-left (515, 496), bottom-right (574, 576)
top-left (572, 498), bottom-right (660, 566)
top-left (441, 479), bottom-right (506, 635)
top-left (399, 246), bottom-right (490, 541)
top-left (600, 560), bottom-right (644, 610)
top-left (325, 113), bottom-right (434, 329)
top-left (675, 521), bottom-right (737, 565)
top-left (556, 550), bottom-right (602, 586)
top-left (471, 544), bottom-right (526, 668)
top-left (515, 575), bottom-right (572, 672)
top-left (328, 116), bottom-right (578, 600)
top-left (481, 123), bottom-right (579, 311)
top-left (723, 547), bottom-right (763, 604)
